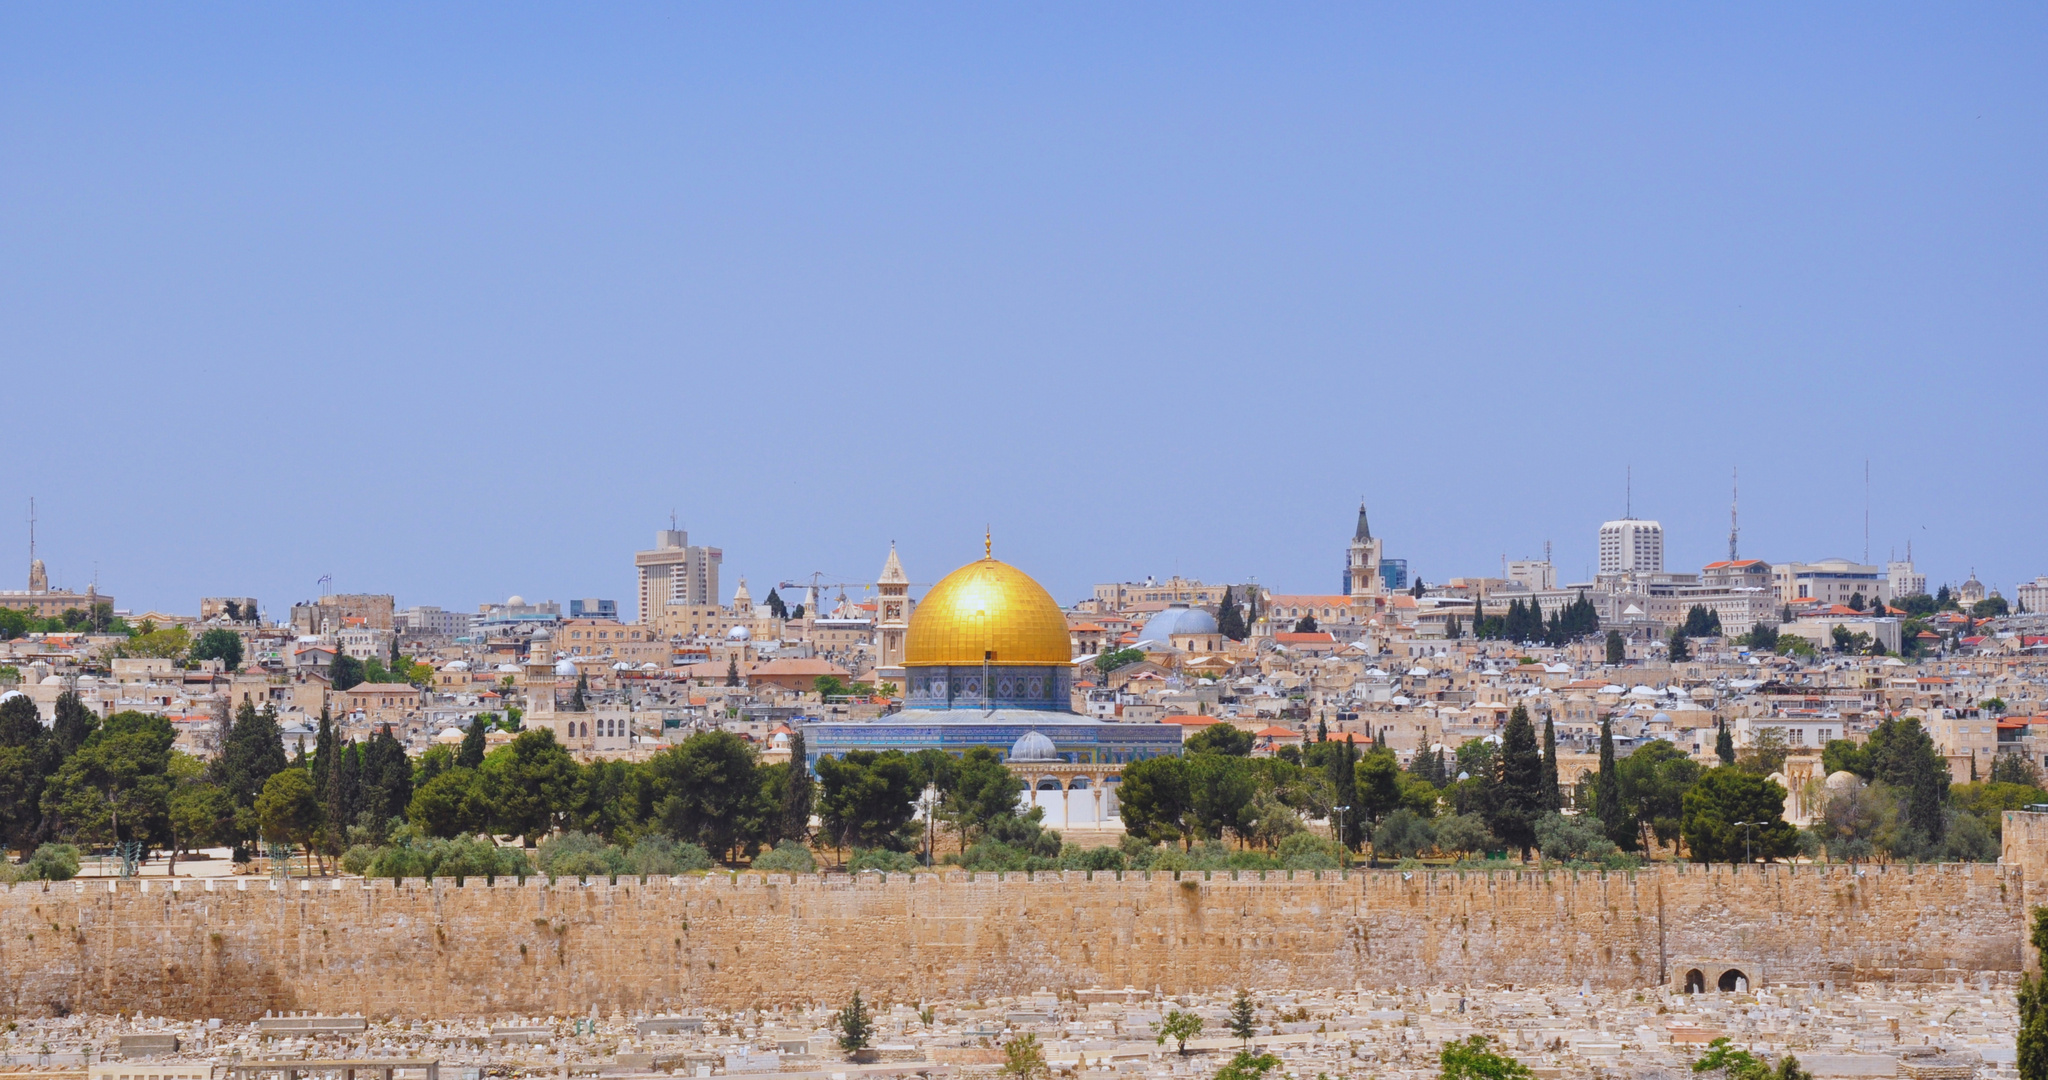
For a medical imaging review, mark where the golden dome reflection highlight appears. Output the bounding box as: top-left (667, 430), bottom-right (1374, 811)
top-left (903, 557), bottom-right (1071, 668)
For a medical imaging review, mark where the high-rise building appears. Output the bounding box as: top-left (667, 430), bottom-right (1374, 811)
top-left (1888, 561), bottom-right (1927, 599)
top-left (1598, 519), bottom-right (1664, 576)
top-left (634, 528), bottom-right (722, 624)
top-left (1507, 560), bottom-right (1555, 591)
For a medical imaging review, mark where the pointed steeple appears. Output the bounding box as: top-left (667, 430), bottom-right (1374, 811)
top-left (879, 542), bottom-right (907, 586)
top-left (1354, 501), bottom-right (1371, 542)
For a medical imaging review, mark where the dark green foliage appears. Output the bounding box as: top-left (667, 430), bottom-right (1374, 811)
top-left (1355, 746), bottom-right (1404, 825)
top-left (456, 717), bottom-right (488, 770)
top-left (1439, 1034), bottom-right (1534, 1079)
top-left (835, 989), bottom-right (873, 1053)
top-left (1745, 623), bottom-right (1780, 652)
top-left (1606, 630), bottom-right (1625, 665)
top-left (1614, 740), bottom-right (1702, 851)
top-left (942, 747), bottom-right (1024, 844)
top-left (2020, 907), bottom-right (2048, 1080)
top-left (1668, 628), bottom-right (1692, 662)
top-left (192, 628), bottom-right (245, 670)
top-left (780, 729), bottom-right (815, 844)
top-left (1540, 715), bottom-right (1559, 811)
top-left (1186, 723), bottom-right (1254, 756)
top-left (41, 711), bottom-right (177, 850)
top-left (330, 652), bottom-right (365, 691)
top-left (1216, 587), bottom-right (1248, 641)
top-left (815, 749), bottom-right (922, 853)
top-left (648, 730), bottom-right (768, 860)
top-left (1594, 719), bottom-right (1625, 848)
top-left (764, 588), bottom-right (788, 620)
top-left (1716, 721), bottom-right (1736, 765)
top-left (214, 700), bottom-right (289, 841)
top-left (1682, 605), bottom-right (1723, 638)
top-left (0, 695), bottom-right (53, 852)
top-left (1118, 755), bottom-right (1195, 847)
top-left (1680, 767), bottom-right (1798, 862)
top-left (1866, 716), bottom-right (1950, 842)
top-left (482, 728), bottom-right (581, 843)
top-left (1227, 989), bottom-right (1257, 1046)
top-left (1094, 647), bottom-right (1148, 673)
top-left (1292, 614), bottom-right (1319, 633)
top-left (569, 672), bottom-right (588, 711)
top-left (51, 691), bottom-right (98, 759)
top-left (1486, 707), bottom-right (1546, 860)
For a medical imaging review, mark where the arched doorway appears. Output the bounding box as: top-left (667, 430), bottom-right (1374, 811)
top-left (1684, 969), bottom-right (1706, 994)
top-left (1718, 969), bottom-right (1749, 993)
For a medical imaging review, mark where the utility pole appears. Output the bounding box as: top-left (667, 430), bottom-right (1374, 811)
top-left (1729, 467), bottom-right (1739, 563)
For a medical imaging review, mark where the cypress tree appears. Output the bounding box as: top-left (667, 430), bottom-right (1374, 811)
top-left (1715, 720), bottom-right (1736, 765)
top-left (1216, 587), bottom-right (1248, 641)
top-left (765, 588), bottom-right (788, 619)
top-left (457, 717), bottom-right (488, 769)
top-left (781, 729), bottom-right (815, 842)
top-left (1327, 737), bottom-right (1358, 849)
top-left (312, 707), bottom-right (336, 796)
top-left (1316, 717), bottom-right (1328, 743)
top-left (1605, 629), bottom-right (1625, 665)
top-left (1527, 597), bottom-right (1544, 642)
top-left (726, 657), bottom-right (741, 687)
top-left (570, 671), bottom-right (589, 711)
top-left (51, 690), bottom-right (98, 760)
top-left (1489, 706), bottom-right (1545, 860)
top-left (1541, 713), bottom-right (1560, 811)
top-left (1595, 718), bottom-right (1625, 848)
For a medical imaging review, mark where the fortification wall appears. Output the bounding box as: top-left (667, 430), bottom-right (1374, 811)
top-left (0, 864), bottom-right (2023, 1020)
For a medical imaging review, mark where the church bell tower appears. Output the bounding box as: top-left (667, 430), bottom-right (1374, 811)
top-left (1346, 502), bottom-right (1384, 598)
top-left (874, 544), bottom-right (910, 692)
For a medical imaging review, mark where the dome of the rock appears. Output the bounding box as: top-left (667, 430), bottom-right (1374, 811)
top-left (904, 556), bottom-right (1070, 668)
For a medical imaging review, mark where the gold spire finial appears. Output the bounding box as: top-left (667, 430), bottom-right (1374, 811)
top-left (984, 527), bottom-right (992, 559)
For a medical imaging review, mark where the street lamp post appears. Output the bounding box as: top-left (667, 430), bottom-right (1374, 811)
top-left (1733, 820), bottom-right (1759, 864)
top-left (1333, 805), bottom-right (1352, 862)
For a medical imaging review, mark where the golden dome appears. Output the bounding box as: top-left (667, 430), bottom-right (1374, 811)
top-left (904, 557), bottom-right (1071, 667)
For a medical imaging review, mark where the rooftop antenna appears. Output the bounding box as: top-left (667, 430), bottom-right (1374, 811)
top-left (1544, 539), bottom-right (1552, 565)
top-left (1863, 459), bottom-right (1870, 563)
top-left (27, 496), bottom-right (35, 565)
top-left (1625, 467), bottom-right (1632, 519)
top-left (670, 508), bottom-right (677, 531)
top-left (1729, 466), bottom-right (1740, 562)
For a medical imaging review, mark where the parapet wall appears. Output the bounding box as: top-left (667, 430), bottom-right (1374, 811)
top-left (0, 863), bottom-right (2023, 1020)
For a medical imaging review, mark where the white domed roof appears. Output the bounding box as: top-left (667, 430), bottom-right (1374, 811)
top-left (1140, 603), bottom-right (1219, 643)
top-left (495, 663), bottom-right (520, 673)
top-left (446, 660), bottom-right (470, 671)
top-left (436, 727), bottom-right (467, 742)
top-left (0, 689), bottom-right (24, 703)
top-left (727, 624), bottom-right (752, 641)
top-left (554, 659), bottom-right (579, 677)
top-left (1825, 770), bottom-right (1863, 791)
top-left (1009, 730), bottom-right (1059, 762)
top-left (612, 661), bottom-right (631, 670)
top-left (40, 675), bottom-right (64, 686)
top-left (508, 595), bottom-right (526, 606)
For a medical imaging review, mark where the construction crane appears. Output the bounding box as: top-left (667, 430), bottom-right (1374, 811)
top-left (775, 573), bottom-right (870, 618)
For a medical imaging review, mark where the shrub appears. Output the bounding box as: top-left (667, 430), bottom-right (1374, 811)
top-left (0, 843), bottom-right (82, 882)
top-left (1533, 812), bottom-right (1619, 863)
top-left (849, 848), bottom-right (923, 873)
top-left (751, 840), bottom-right (817, 873)
top-left (626, 835), bottom-right (715, 875)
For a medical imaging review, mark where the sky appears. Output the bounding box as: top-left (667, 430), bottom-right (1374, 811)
top-left (2, 5), bottom-right (2043, 619)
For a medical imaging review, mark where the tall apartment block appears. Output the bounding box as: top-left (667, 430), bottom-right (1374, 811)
top-left (635, 529), bottom-right (721, 624)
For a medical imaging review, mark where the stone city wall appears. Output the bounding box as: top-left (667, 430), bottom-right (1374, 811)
top-left (0, 863), bottom-right (2024, 1020)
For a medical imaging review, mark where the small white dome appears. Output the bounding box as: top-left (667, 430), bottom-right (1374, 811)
top-left (0, 689), bottom-right (24, 703)
top-left (446, 660), bottom-right (470, 671)
top-left (1009, 730), bottom-right (1060, 762)
top-left (554, 659), bottom-right (579, 677)
top-left (1825, 770), bottom-right (1863, 791)
top-left (727, 624), bottom-right (752, 641)
top-left (612, 661), bottom-right (631, 670)
top-left (495, 663), bottom-right (520, 673)
top-left (508, 595), bottom-right (525, 606)
top-left (40, 675), bottom-right (64, 686)
top-left (640, 663), bottom-right (658, 671)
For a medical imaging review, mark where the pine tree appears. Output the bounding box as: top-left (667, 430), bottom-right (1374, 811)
top-left (726, 657), bottom-right (741, 687)
top-left (1528, 597), bottom-right (1544, 643)
top-left (1715, 720), bottom-right (1736, 765)
top-left (1227, 989), bottom-right (1258, 1047)
top-left (1541, 714), bottom-right (1560, 811)
top-left (570, 672), bottom-right (589, 711)
top-left (765, 588), bottom-right (788, 620)
top-left (1445, 614), bottom-right (1462, 640)
top-left (1606, 630), bottom-right (1625, 665)
top-left (457, 717), bottom-right (488, 769)
top-left (51, 690), bottom-right (98, 760)
top-left (1316, 717), bottom-right (1328, 743)
top-left (1668, 628), bottom-right (1692, 663)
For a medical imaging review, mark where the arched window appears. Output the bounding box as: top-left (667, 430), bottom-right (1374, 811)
top-left (1718, 969), bottom-right (1748, 993)
top-left (1684, 969), bottom-right (1706, 994)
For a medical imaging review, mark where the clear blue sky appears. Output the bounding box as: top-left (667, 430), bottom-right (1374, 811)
top-left (3, 5), bottom-right (2043, 618)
